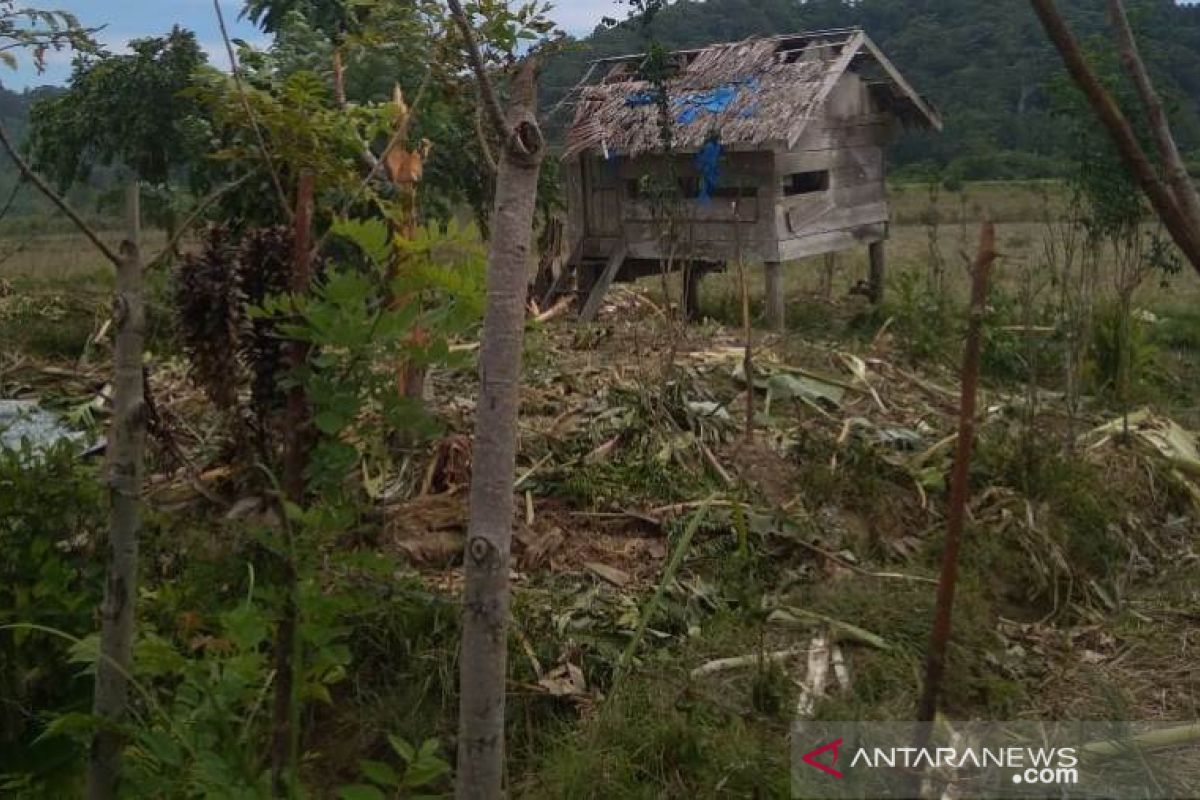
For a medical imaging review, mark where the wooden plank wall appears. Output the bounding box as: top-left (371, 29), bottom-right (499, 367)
top-left (774, 71), bottom-right (892, 261)
top-left (615, 151), bottom-right (780, 263)
top-left (567, 70), bottom-right (897, 268)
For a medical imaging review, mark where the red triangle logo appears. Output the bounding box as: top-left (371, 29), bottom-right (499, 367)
top-left (802, 737), bottom-right (845, 779)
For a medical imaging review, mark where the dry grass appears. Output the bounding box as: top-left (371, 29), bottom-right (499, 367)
top-left (0, 229), bottom-right (169, 285)
top-left (687, 180), bottom-right (1200, 312)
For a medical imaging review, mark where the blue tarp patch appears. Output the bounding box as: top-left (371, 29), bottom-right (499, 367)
top-left (625, 90), bottom-right (660, 107)
top-left (675, 85), bottom-right (739, 124)
top-left (694, 139), bottom-right (723, 203)
top-left (673, 77), bottom-right (760, 125)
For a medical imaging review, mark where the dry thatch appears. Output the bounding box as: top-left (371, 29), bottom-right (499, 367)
top-left (563, 29), bottom-right (940, 160)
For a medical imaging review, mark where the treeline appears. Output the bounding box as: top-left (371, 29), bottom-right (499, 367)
top-left (540, 0), bottom-right (1200, 181)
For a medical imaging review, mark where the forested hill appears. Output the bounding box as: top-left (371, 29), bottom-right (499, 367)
top-left (0, 84), bottom-right (72, 218)
top-left (540, 0), bottom-right (1200, 180)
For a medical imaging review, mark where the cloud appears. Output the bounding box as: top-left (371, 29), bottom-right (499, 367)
top-left (551, 0), bottom-right (618, 35)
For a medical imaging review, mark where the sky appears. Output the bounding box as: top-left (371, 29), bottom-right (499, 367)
top-left (0, 0), bottom-right (613, 90)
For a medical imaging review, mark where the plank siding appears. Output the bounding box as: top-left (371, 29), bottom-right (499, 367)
top-left (778, 222), bottom-right (887, 261)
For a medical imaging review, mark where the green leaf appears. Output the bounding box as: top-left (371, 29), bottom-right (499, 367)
top-left (403, 739), bottom-right (450, 788)
top-left (388, 733), bottom-right (415, 762)
top-left (337, 784), bottom-right (386, 800)
top-left (36, 711), bottom-right (100, 744)
top-left (331, 218), bottom-right (391, 265)
top-left (359, 759), bottom-right (400, 788)
top-left (135, 633), bottom-right (187, 678)
top-left (220, 603), bottom-right (269, 651)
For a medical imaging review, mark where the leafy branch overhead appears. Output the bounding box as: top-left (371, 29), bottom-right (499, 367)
top-left (0, 1), bottom-right (98, 70)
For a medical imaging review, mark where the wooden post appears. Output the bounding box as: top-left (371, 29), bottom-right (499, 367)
top-left (764, 260), bottom-right (785, 331)
top-left (915, 222), bottom-right (996, 728)
top-left (820, 252), bottom-right (837, 300)
top-left (868, 241), bottom-right (886, 305)
top-left (88, 179), bottom-right (145, 800)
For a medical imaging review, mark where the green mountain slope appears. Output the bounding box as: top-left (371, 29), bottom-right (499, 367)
top-left (541, 0), bottom-right (1200, 179)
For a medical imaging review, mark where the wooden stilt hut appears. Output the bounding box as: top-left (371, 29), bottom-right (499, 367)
top-left (560, 28), bottom-right (943, 326)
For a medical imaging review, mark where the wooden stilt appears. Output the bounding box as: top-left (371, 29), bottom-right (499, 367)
top-left (821, 252), bottom-right (837, 300)
top-left (579, 243), bottom-right (627, 322)
top-left (868, 240), bottom-right (886, 305)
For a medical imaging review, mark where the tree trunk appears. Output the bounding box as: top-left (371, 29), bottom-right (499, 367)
top-left (1029, 0), bottom-right (1200, 273)
top-left (87, 180), bottom-right (146, 800)
top-left (1107, 0), bottom-right (1200, 228)
top-left (456, 60), bottom-right (544, 800)
top-left (272, 171), bottom-right (315, 797)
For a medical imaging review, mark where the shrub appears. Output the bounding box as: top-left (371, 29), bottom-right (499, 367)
top-left (0, 442), bottom-right (104, 793)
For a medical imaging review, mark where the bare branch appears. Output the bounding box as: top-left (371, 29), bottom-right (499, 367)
top-left (0, 176), bottom-right (24, 225)
top-left (212, 0), bottom-right (293, 221)
top-left (1107, 0), bottom-right (1200, 227)
top-left (0, 119), bottom-right (122, 267)
top-left (474, 93), bottom-right (497, 173)
top-left (147, 175), bottom-right (252, 268)
top-left (1029, 0), bottom-right (1200, 273)
top-left (445, 0), bottom-right (508, 140)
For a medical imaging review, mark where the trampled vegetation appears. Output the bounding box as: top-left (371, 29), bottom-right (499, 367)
top-left (2, 1), bottom-right (1200, 799)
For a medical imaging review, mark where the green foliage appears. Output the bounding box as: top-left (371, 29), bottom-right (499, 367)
top-left (27, 27), bottom-right (209, 189)
top-left (0, 442), bottom-right (103, 793)
top-left (0, 1), bottom-right (96, 73)
top-left (338, 735), bottom-right (451, 799)
top-left (972, 426), bottom-right (1128, 605)
top-left (979, 287), bottom-right (1059, 384)
top-left (0, 287), bottom-right (99, 361)
top-left (244, 0), bottom-right (369, 39)
top-left (257, 218), bottom-right (484, 497)
top-left (1086, 301), bottom-right (1156, 401)
top-left (117, 600), bottom-right (277, 798)
top-left (885, 269), bottom-right (958, 365)
top-left (530, 655), bottom-right (791, 798)
top-left (190, 65), bottom-right (395, 226)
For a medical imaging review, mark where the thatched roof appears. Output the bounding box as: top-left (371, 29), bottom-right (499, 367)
top-left (563, 28), bottom-right (942, 160)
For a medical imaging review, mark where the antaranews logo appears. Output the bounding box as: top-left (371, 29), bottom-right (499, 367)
top-left (800, 738), bottom-right (844, 780)
top-left (791, 721), bottom-right (1200, 799)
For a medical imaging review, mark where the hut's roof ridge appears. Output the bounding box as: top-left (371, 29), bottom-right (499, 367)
top-left (563, 29), bottom-right (941, 160)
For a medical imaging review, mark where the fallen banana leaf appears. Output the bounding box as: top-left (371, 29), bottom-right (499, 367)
top-left (767, 373), bottom-right (846, 409)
